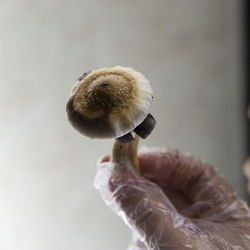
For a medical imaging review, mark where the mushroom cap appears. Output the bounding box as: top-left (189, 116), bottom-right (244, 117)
top-left (66, 66), bottom-right (153, 139)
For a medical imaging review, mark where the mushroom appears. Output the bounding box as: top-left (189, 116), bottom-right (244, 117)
top-left (66, 66), bottom-right (156, 172)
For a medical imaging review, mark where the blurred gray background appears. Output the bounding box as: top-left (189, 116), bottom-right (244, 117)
top-left (0, 1), bottom-right (247, 250)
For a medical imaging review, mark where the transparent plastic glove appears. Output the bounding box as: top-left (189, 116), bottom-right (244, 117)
top-left (94, 150), bottom-right (250, 250)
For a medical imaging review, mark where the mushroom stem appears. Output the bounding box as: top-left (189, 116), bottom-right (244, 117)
top-left (111, 134), bottom-right (140, 173)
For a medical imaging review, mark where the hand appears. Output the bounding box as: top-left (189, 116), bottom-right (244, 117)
top-left (95, 150), bottom-right (250, 250)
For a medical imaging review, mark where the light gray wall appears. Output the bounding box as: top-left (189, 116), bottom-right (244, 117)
top-left (0, 1), bottom-right (246, 250)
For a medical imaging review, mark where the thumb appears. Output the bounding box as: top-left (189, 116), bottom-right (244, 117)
top-left (94, 161), bottom-right (198, 249)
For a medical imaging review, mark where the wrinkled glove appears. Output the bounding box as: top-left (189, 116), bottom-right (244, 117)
top-left (95, 150), bottom-right (250, 250)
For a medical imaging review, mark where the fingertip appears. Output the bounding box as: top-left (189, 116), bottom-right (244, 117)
top-left (97, 154), bottom-right (110, 166)
top-left (102, 154), bottom-right (110, 162)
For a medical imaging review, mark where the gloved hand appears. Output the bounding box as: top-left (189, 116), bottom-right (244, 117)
top-left (94, 150), bottom-right (250, 250)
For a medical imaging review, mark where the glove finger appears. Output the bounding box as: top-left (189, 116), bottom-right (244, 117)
top-left (107, 164), bottom-right (200, 249)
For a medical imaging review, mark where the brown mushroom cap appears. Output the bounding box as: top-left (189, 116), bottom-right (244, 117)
top-left (66, 66), bottom-right (153, 139)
